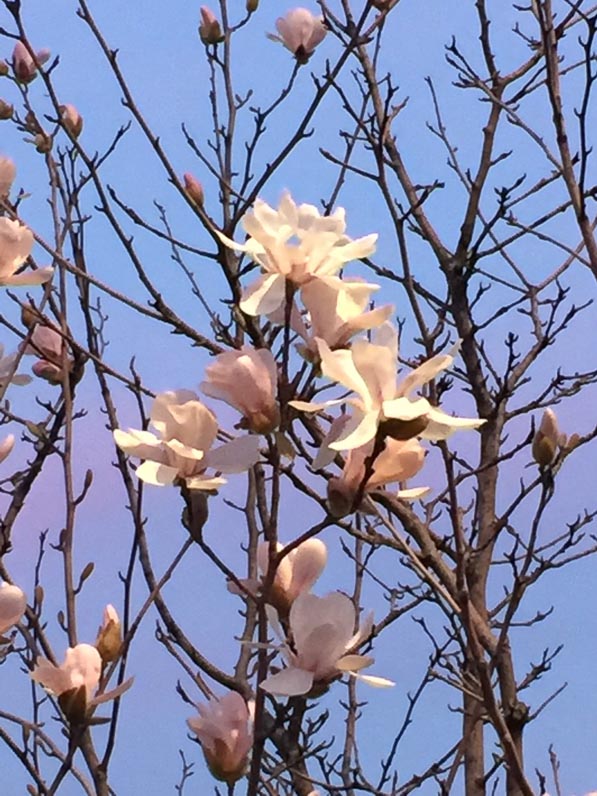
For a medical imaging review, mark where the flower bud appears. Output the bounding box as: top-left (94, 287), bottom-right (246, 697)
top-left (60, 104), bottom-right (83, 139)
top-left (199, 7), bottom-right (224, 45)
top-left (0, 156), bottom-right (16, 198)
top-left (532, 408), bottom-right (561, 467)
top-left (34, 133), bottom-right (52, 154)
top-left (0, 100), bottom-right (13, 120)
top-left (95, 604), bottom-right (122, 663)
top-left (0, 61), bottom-right (8, 77)
top-left (246, 0), bottom-right (259, 11)
top-left (12, 41), bottom-right (51, 83)
top-left (183, 172), bottom-right (204, 206)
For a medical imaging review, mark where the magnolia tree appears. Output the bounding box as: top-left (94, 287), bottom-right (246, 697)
top-left (0, 1), bottom-right (596, 794)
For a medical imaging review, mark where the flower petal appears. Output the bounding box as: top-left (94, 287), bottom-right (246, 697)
top-left (260, 667), bottom-right (315, 697)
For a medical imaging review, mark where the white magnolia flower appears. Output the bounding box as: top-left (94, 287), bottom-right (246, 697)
top-left (0, 155), bottom-right (16, 198)
top-left (0, 342), bottom-right (32, 387)
top-left (0, 218), bottom-right (53, 287)
top-left (292, 323), bottom-right (486, 451)
top-left (114, 390), bottom-right (260, 489)
top-left (0, 582), bottom-right (26, 635)
top-left (217, 192), bottom-right (377, 317)
top-left (268, 8), bottom-right (327, 64)
top-left (260, 592), bottom-right (393, 696)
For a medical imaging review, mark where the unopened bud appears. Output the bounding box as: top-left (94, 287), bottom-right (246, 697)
top-left (246, 0), bottom-right (259, 12)
top-left (0, 99), bottom-right (13, 120)
top-left (21, 304), bottom-right (42, 329)
top-left (60, 104), bottom-right (83, 139)
top-left (0, 61), bottom-right (8, 77)
top-left (95, 604), bottom-right (122, 663)
top-left (532, 408), bottom-right (561, 467)
top-left (58, 685), bottom-right (87, 725)
top-left (199, 6), bottom-right (224, 45)
top-left (183, 172), bottom-right (204, 206)
top-left (34, 133), bottom-right (52, 154)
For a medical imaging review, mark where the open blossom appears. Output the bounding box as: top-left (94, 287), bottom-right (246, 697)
top-left (187, 692), bottom-right (253, 783)
top-left (292, 323), bottom-right (486, 451)
top-left (0, 582), bottom-right (26, 635)
top-left (217, 191), bottom-right (377, 317)
top-left (532, 408), bottom-right (564, 467)
top-left (326, 435), bottom-right (429, 516)
top-left (0, 342), bottom-right (32, 387)
top-left (26, 325), bottom-right (73, 384)
top-left (268, 8), bottom-right (327, 64)
top-left (0, 155), bottom-right (16, 198)
top-left (31, 643), bottom-right (133, 722)
top-left (201, 346), bottom-right (279, 434)
top-left (0, 218), bottom-right (53, 287)
top-left (256, 538), bottom-right (327, 615)
top-left (297, 277), bottom-right (393, 352)
top-left (12, 41), bottom-right (51, 83)
top-left (114, 390), bottom-right (260, 489)
top-left (260, 592), bottom-right (393, 697)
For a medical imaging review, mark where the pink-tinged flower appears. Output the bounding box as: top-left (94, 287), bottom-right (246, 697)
top-left (26, 325), bottom-right (72, 384)
top-left (199, 6), bottom-right (224, 44)
top-left (12, 41), bottom-right (51, 83)
top-left (298, 277), bottom-right (393, 352)
top-left (291, 323), bottom-right (486, 451)
top-left (256, 538), bottom-right (327, 615)
top-left (31, 643), bottom-right (133, 722)
top-left (95, 604), bottom-right (122, 664)
top-left (324, 431), bottom-right (429, 516)
top-left (532, 408), bottom-right (564, 467)
top-left (260, 592), bottom-right (393, 697)
top-left (268, 8), bottom-right (327, 64)
top-left (0, 582), bottom-right (26, 635)
top-left (60, 104), bottom-right (83, 138)
top-left (0, 218), bottom-right (53, 287)
top-left (0, 342), bottom-right (32, 387)
top-left (0, 155), bottom-right (16, 198)
top-left (187, 692), bottom-right (253, 784)
top-left (0, 434), bottom-right (15, 464)
top-left (201, 346), bottom-right (280, 434)
top-left (216, 191), bottom-right (377, 317)
top-left (114, 390), bottom-right (260, 490)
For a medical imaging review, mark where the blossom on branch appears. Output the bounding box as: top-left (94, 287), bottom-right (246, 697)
top-left (187, 692), bottom-right (253, 784)
top-left (260, 592), bottom-right (393, 697)
top-left (0, 218), bottom-right (53, 287)
top-left (201, 346), bottom-right (280, 434)
top-left (326, 435), bottom-right (429, 517)
top-left (114, 390), bottom-right (260, 489)
top-left (0, 582), bottom-right (26, 636)
top-left (256, 538), bottom-right (327, 614)
top-left (297, 277), bottom-right (393, 353)
top-left (199, 6), bottom-right (224, 45)
top-left (0, 342), bottom-right (32, 387)
top-left (0, 434), bottom-right (15, 464)
top-left (26, 325), bottom-right (73, 384)
top-left (31, 643), bottom-right (133, 723)
top-left (268, 8), bottom-right (327, 64)
top-left (292, 323), bottom-right (486, 451)
top-left (95, 604), bottom-right (122, 664)
top-left (12, 41), bottom-right (51, 83)
top-left (532, 408), bottom-right (564, 467)
top-left (0, 155), bottom-right (16, 198)
top-left (216, 191), bottom-right (377, 316)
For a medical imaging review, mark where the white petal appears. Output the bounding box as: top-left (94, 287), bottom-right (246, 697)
top-left (240, 274), bottom-right (286, 316)
top-left (329, 410), bottom-right (379, 451)
top-left (396, 486), bottom-right (431, 500)
top-left (353, 673), bottom-right (395, 688)
top-left (204, 435), bottom-right (260, 473)
top-left (260, 667), bottom-right (314, 697)
top-left (135, 460), bottom-right (178, 486)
